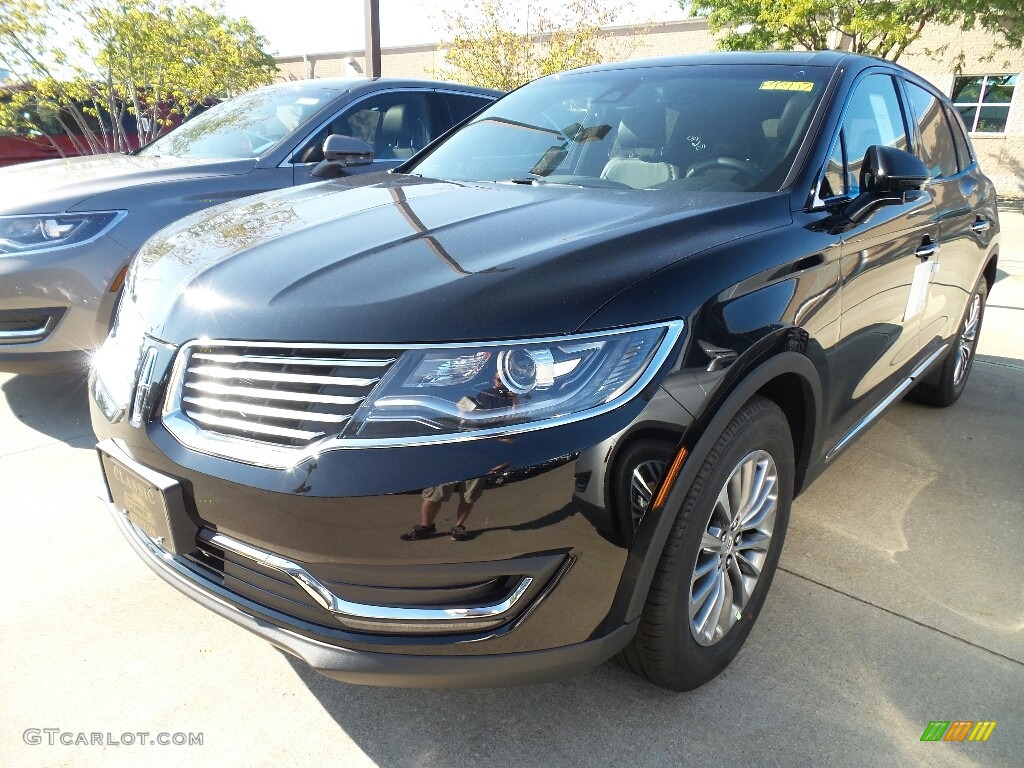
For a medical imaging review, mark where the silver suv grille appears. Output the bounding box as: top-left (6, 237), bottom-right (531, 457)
top-left (176, 344), bottom-right (398, 448)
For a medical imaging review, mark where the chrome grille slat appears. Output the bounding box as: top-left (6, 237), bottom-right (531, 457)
top-left (189, 412), bottom-right (325, 441)
top-left (183, 380), bottom-right (365, 406)
top-left (176, 342), bottom-right (400, 449)
top-left (191, 352), bottom-right (396, 368)
top-left (189, 365), bottom-right (379, 387)
top-left (182, 396), bottom-right (352, 424)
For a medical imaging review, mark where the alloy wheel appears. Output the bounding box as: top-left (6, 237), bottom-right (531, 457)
top-left (953, 293), bottom-right (982, 387)
top-left (630, 459), bottom-right (667, 531)
top-left (688, 449), bottom-right (778, 646)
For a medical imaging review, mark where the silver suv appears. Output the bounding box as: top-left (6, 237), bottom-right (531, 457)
top-left (0, 78), bottom-right (498, 374)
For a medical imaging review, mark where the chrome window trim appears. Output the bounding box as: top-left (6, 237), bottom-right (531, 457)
top-left (159, 320), bottom-right (685, 468)
top-left (0, 210), bottom-right (127, 257)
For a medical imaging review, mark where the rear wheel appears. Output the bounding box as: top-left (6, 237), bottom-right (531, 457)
top-left (910, 276), bottom-right (987, 407)
top-left (618, 396), bottom-right (794, 690)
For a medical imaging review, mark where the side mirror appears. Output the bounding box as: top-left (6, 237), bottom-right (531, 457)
top-left (311, 134), bottom-right (374, 179)
top-left (860, 145), bottom-right (930, 194)
top-left (841, 145), bottom-right (930, 225)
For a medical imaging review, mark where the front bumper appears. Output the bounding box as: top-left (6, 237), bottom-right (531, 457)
top-left (98, 444), bottom-right (640, 687)
top-left (0, 234), bottom-right (130, 374)
top-left (91, 371), bottom-right (695, 686)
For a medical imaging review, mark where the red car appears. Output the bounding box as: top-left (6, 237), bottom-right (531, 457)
top-left (0, 97), bottom-right (188, 167)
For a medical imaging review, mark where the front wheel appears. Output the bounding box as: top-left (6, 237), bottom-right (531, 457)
top-left (618, 396), bottom-right (794, 690)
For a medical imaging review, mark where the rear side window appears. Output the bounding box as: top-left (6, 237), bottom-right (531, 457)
top-left (904, 82), bottom-right (958, 179)
top-left (443, 92), bottom-right (494, 127)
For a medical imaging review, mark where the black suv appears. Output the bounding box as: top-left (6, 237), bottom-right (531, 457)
top-left (90, 52), bottom-right (998, 690)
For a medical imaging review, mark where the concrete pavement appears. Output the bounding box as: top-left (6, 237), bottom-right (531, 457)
top-left (1, 214), bottom-right (1022, 768)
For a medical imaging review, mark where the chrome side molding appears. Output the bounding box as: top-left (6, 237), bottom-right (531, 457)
top-left (826, 344), bottom-right (948, 462)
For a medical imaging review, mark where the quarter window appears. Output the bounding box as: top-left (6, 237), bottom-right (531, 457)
top-left (945, 105), bottom-right (974, 171)
top-left (952, 75), bottom-right (1017, 133)
top-left (443, 92), bottom-right (494, 127)
top-left (904, 82), bottom-right (958, 179)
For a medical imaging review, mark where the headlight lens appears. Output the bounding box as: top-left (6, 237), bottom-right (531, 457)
top-left (0, 211), bottom-right (125, 255)
top-left (346, 321), bottom-right (684, 441)
top-left (90, 305), bottom-right (147, 421)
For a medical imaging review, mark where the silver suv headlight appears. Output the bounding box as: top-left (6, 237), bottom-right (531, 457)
top-left (0, 211), bottom-right (125, 255)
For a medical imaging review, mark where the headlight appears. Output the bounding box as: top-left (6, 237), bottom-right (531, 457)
top-left (91, 305), bottom-right (147, 422)
top-left (0, 211), bottom-right (125, 255)
top-left (346, 321), bottom-right (684, 442)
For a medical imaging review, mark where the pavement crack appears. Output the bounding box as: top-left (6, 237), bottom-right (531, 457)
top-left (975, 358), bottom-right (1024, 371)
top-left (778, 566), bottom-right (1024, 668)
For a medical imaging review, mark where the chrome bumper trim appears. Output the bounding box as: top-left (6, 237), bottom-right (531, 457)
top-left (0, 325), bottom-right (50, 341)
top-left (207, 531), bottom-right (533, 633)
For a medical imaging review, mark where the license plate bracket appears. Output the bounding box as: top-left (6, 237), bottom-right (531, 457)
top-left (98, 441), bottom-right (196, 555)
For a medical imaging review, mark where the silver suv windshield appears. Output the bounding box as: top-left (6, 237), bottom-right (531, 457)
top-left (139, 85), bottom-right (341, 160)
top-left (410, 64), bottom-right (831, 192)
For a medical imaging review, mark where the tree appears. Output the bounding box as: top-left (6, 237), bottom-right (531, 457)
top-left (684, 1), bottom-right (1024, 61)
top-left (0, 0), bottom-right (276, 155)
top-left (439, 0), bottom-right (628, 91)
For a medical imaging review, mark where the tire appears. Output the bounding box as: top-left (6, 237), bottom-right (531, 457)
top-left (618, 396), bottom-right (794, 691)
top-left (611, 439), bottom-right (676, 543)
top-left (910, 275), bottom-right (988, 407)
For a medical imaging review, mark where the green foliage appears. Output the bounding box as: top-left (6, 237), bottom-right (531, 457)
top-left (0, 0), bottom-right (276, 155)
top-left (684, 0), bottom-right (1024, 61)
top-left (440, 0), bottom-right (626, 91)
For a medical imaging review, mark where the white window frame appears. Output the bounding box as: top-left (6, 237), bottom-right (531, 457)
top-left (951, 74), bottom-right (1017, 136)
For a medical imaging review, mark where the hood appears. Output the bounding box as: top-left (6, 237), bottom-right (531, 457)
top-left (0, 153), bottom-right (256, 214)
top-left (126, 174), bottom-right (792, 345)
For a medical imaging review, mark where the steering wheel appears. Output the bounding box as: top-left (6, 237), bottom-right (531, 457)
top-left (685, 157), bottom-right (761, 183)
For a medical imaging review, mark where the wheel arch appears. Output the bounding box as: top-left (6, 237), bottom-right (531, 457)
top-left (615, 350), bottom-right (824, 624)
top-left (983, 250), bottom-right (998, 294)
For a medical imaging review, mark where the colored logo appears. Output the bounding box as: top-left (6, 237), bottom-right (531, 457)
top-left (920, 721), bottom-right (997, 742)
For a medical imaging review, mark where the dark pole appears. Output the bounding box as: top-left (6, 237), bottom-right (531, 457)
top-left (364, 0), bottom-right (382, 78)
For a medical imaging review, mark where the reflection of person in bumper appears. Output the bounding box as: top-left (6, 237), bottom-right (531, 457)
top-left (402, 479), bottom-right (484, 541)
top-left (402, 375), bottom-right (518, 542)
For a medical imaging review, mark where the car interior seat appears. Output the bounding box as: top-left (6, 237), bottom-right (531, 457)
top-left (600, 106), bottom-right (679, 188)
top-left (378, 104), bottom-right (428, 160)
top-left (762, 93), bottom-right (813, 172)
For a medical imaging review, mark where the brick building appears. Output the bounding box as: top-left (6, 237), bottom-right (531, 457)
top-left (275, 18), bottom-right (1023, 198)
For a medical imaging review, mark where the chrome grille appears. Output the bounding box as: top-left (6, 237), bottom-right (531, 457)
top-left (176, 344), bottom-right (398, 448)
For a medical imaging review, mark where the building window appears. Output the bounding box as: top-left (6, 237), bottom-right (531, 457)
top-left (951, 74), bottom-right (1017, 133)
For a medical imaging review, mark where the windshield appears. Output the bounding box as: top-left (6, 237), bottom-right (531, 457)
top-left (139, 86), bottom-right (340, 160)
top-left (410, 64), bottom-right (832, 192)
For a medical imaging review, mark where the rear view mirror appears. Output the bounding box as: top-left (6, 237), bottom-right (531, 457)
top-left (311, 135), bottom-right (374, 179)
top-left (860, 145), bottom-right (929, 194)
top-left (839, 145), bottom-right (931, 226)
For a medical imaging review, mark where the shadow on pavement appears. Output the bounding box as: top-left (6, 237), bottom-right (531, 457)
top-left (279, 567), bottom-right (1023, 767)
top-left (0, 373), bottom-right (95, 444)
